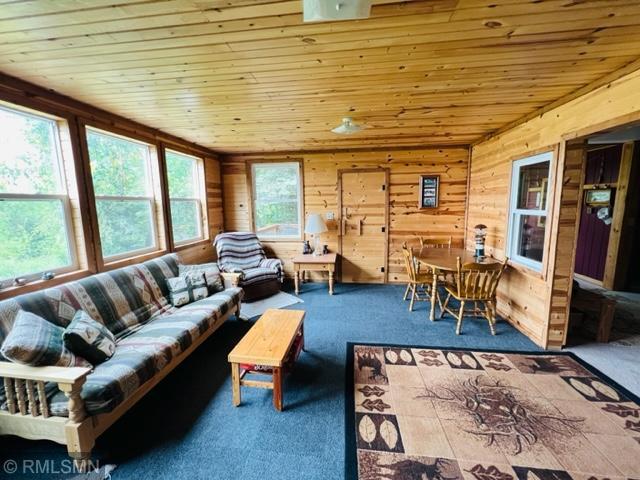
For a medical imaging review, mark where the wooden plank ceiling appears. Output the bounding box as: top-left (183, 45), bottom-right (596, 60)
top-left (1, 0), bottom-right (640, 153)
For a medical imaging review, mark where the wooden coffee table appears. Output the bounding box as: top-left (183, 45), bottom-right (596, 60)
top-left (292, 253), bottom-right (337, 295)
top-left (227, 309), bottom-right (305, 411)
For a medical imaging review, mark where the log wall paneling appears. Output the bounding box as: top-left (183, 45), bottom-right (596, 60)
top-left (221, 147), bottom-right (469, 282)
top-left (468, 67), bottom-right (640, 349)
top-left (0, 75), bottom-right (222, 300)
top-left (2, 1), bottom-right (640, 152)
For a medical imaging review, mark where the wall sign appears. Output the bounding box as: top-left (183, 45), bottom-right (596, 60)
top-left (419, 175), bottom-right (439, 208)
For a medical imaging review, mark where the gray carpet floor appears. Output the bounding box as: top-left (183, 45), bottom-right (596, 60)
top-left (1, 283), bottom-right (637, 479)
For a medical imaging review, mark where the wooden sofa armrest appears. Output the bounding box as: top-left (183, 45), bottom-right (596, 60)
top-left (221, 272), bottom-right (242, 289)
top-left (0, 361), bottom-right (90, 384)
top-left (0, 361), bottom-right (90, 422)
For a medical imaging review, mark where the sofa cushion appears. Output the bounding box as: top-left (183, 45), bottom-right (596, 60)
top-left (241, 267), bottom-right (280, 287)
top-left (1, 310), bottom-right (91, 368)
top-left (63, 310), bottom-right (116, 365)
top-left (45, 286), bottom-right (244, 417)
top-left (166, 273), bottom-right (208, 307)
top-left (179, 263), bottom-right (224, 295)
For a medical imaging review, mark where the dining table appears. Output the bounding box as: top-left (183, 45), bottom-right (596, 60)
top-left (413, 247), bottom-right (500, 321)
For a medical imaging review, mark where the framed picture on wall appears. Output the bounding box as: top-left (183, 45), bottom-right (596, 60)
top-left (419, 175), bottom-right (439, 208)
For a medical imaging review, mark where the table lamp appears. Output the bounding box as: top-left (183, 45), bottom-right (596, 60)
top-left (305, 213), bottom-right (328, 256)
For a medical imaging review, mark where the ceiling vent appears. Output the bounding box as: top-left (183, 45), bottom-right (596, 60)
top-left (303, 0), bottom-right (371, 22)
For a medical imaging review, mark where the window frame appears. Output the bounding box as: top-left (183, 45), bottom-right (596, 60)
top-left (85, 126), bottom-right (160, 262)
top-left (248, 159), bottom-right (304, 242)
top-left (506, 151), bottom-right (554, 272)
top-left (0, 104), bottom-right (79, 285)
top-left (165, 148), bottom-right (206, 246)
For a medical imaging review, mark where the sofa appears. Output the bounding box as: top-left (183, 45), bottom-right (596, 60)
top-left (214, 232), bottom-right (284, 302)
top-left (0, 253), bottom-right (243, 468)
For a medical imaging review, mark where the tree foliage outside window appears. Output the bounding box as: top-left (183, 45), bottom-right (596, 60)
top-left (87, 129), bottom-right (156, 259)
top-left (166, 150), bottom-right (203, 244)
top-left (0, 106), bottom-right (74, 281)
top-left (252, 162), bottom-right (301, 238)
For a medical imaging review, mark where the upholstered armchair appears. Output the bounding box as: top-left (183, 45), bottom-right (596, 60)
top-left (214, 232), bottom-right (284, 302)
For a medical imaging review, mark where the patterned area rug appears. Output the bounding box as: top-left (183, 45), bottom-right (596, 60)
top-left (345, 343), bottom-right (640, 480)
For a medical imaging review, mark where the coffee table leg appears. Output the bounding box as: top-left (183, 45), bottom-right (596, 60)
top-left (231, 363), bottom-right (241, 407)
top-left (294, 270), bottom-right (300, 295)
top-left (273, 367), bottom-right (283, 411)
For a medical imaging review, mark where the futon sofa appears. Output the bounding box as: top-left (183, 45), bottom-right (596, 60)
top-left (214, 232), bottom-right (284, 302)
top-left (0, 253), bottom-right (243, 468)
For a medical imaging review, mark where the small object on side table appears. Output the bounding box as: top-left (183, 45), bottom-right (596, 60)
top-left (474, 224), bottom-right (487, 260)
top-left (322, 244), bottom-right (329, 255)
top-left (302, 240), bottom-right (312, 254)
top-left (292, 253), bottom-right (337, 295)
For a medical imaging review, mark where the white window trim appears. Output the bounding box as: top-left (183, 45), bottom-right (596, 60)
top-left (250, 161), bottom-right (303, 241)
top-left (506, 151), bottom-right (553, 272)
top-left (0, 106), bottom-right (79, 283)
top-left (165, 149), bottom-right (205, 246)
top-left (87, 127), bottom-right (159, 261)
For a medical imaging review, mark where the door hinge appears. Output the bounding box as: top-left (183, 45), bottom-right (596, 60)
top-left (381, 226), bottom-right (386, 233)
top-left (381, 267), bottom-right (385, 273)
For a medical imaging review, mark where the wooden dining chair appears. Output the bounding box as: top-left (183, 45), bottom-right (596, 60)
top-left (402, 237), bottom-right (424, 300)
top-left (401, 244), bottom-right (434, 311)
top-left (420, 236), bottom-right (452, 249)
top-left (439, 257), bottom-right (508, 335)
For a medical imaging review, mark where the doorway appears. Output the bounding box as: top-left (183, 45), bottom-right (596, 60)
top-left (566, 123), bottom-right (640, 346)
top-left (338, 168), bottom-right (389, 283)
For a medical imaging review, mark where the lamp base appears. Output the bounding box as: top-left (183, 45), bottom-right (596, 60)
top-left (313, 236), bottom-right (322, 256)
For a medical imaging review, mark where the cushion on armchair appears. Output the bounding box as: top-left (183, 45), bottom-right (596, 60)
top-left (241, 267), bottom-right (281, 286)
top-left (214, 232), bottom-right (267, 272)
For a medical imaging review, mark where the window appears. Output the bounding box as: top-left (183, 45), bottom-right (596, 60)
top-left (0, 105), bottom-right (77, 283)
top-left (506, 151), bottom-right (553, 271)
top-left (251, 162), bottom-right (302, 239)
top-left (166, 149), bottom-right (205, 245)
top-left (87, 128), bottom-right (157, 260)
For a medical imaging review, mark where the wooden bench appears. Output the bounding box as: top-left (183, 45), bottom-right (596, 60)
top-left (228, 309), bottom-right (305, 411)
top-left (571, 287), bottom-right (616, 343)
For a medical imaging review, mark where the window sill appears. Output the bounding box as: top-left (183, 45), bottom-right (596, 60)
top-left (102, 249), bottom-right (169, 271)
top-left (174, 238), bottom-right (209, 252)
top-left (506, 259), bottom-right (546, 281)
top-left (0, 269), bottom-right (93, 301)
top-left (257, 236), bottom-right (303, 243)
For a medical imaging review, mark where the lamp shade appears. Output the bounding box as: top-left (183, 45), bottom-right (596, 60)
top-left (304, 214), bottom-right (328, 235)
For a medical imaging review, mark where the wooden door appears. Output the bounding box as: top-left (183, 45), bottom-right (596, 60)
top-left (339, 169), bottom-right (389, 283)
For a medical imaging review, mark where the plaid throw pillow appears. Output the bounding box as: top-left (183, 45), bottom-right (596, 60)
top-left (179, 263), bottom-right (224, 294)
top-left (0, 310), bottom-right (91, 367)
top-left (166, 272), bottom-right (209, 307)
top-left (63, 310), bottom-right (116, 365)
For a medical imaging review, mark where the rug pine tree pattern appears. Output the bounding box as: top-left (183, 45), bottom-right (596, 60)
top-left (347, 344), bottom-right (640, 480)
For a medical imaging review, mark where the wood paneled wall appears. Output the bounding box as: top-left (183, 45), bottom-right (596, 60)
top-left (0, 74), bottom-right (222, 299)
top-left (468, 68), bottom-right (640, 348)
top-left (221, 147), bottom-right (469, 281)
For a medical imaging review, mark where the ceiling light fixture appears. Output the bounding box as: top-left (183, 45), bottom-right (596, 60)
top-left (303, 0), bottom-right (371, 22)
top-left (331, 117), bottom-right (363, 134)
